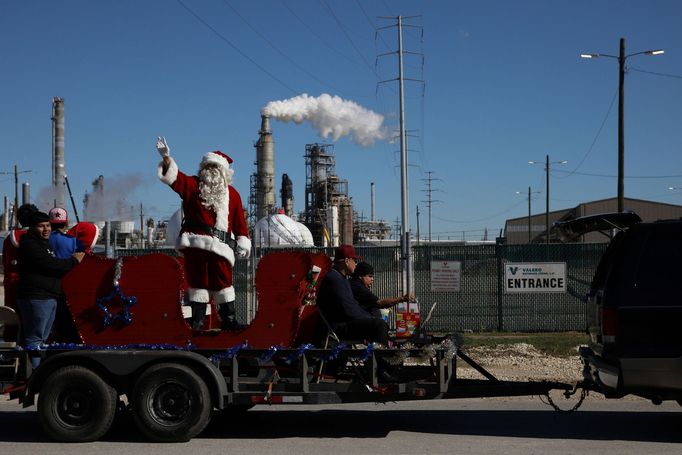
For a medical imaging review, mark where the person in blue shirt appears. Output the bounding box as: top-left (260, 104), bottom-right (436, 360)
top-left (48, 207), bottom-right (84, 259)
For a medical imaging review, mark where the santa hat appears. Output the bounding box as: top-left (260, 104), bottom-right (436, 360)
top-left (201, 151), bottom-right (233, 170)
top-left (200, 151), bottom-right (234, 184)
top-left (67, 222), bottom-right (100, 253)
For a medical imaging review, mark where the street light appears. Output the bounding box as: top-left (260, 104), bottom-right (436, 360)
top-left (529, 155), bottom-right (567, 244)
top-left (516, 187), bottom-right (541, 243)
top-left (581, 38), bottom-right (664, 213)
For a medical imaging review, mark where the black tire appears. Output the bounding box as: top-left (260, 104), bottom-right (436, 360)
top-left (131, 363), bottom-right (212, 442)
top-left (37, 365), bottom-right (117, 442)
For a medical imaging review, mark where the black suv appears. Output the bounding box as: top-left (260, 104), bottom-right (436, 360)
top-left (557, 212), bottom-right (682, 404)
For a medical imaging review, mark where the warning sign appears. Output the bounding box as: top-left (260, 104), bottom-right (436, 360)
top-left (430, 261), bottom-right (461, 292)
top-left (504, 262), bottom-right (566, 293)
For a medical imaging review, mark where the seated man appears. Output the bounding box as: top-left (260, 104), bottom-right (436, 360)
top-left (316, 245), bottom-right (389, 347)
top-left (350, 261), bottom-right (414, 319)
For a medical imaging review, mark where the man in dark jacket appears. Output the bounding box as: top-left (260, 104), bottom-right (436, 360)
top-left (350, 261), bottom-right (414, 318)
top-left (317, 245), bottom-right (389, 346)
top-left (16, 211), bottom-right (84, 367)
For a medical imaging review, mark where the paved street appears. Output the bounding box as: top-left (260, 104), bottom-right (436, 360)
top-left (0, 395), bottom-right (680, 454)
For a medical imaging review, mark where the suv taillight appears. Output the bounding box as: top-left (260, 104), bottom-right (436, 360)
top-left (601, 307), bottom-right (617, 343)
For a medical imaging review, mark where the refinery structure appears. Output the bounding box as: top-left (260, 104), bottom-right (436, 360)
top-left (1, 100), bottom-right (395, 249)
top-left (248, 113), bottom-right (392, 248)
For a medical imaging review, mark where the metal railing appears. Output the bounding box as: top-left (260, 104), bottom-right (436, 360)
top-left (115, 243), bottom-right (607, 332)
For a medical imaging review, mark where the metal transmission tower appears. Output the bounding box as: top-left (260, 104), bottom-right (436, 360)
top-left (420, 171), bottom-right (443, 243)
top-left (377, 15), bottom-right (423, 297)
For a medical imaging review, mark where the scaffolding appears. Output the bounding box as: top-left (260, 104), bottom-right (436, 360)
top-left (303, 143), bottom-right (353, 246)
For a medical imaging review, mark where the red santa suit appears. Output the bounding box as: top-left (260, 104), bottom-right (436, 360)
top-left (2, 228), bottom-right (27, 311)
top-left (158, 151), bottom-right (250, 305)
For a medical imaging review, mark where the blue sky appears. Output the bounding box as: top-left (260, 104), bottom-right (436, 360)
top-left (2, 0), bottom-right (681, 240)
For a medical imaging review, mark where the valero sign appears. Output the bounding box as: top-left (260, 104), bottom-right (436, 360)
top-left (504, 262), bottom-right (566, 293)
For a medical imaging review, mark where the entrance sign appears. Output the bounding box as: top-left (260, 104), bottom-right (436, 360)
top-left (504, 262), bottom-right (566, 293)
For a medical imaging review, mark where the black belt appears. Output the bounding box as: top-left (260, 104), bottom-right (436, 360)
top-left (182, 219), bottom-right (237, 250)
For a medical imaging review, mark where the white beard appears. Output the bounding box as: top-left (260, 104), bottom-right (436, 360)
top-left (199, 167), bottom-right (227, 213)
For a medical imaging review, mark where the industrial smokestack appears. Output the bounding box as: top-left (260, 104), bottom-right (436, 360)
top-left (22, 182), bottom-right (30, 206)
top-left (51, 97), bottom-right (66, 208)
top-left (281, 173), bottom-right (294, 218)
top-left (371, 182), bottom-right (375, 222)
top-left (254, 115), bottom-right (276, 219)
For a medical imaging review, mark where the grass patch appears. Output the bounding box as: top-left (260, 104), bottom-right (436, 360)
top-left (461, 332), bottom-right (590, 357)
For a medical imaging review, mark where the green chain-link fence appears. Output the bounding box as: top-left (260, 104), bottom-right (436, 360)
top-left (115, 243), bottom-right (607, 332)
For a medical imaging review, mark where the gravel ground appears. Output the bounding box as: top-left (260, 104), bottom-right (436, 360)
top-left (456, 342), bottom-right (584, 383)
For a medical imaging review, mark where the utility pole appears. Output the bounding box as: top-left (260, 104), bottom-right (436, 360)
top-left (0, 165), bottom-right (32, 228)
top-left (580, 39), bottom-right (664, 213)
top-left (416, 205), bottom-right (420, 246)
top-left (377, 15), bottom-right (422, 296)
top-left (421, 171), bottom-right (443, 243)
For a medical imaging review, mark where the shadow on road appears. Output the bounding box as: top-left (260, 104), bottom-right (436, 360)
top-left (1, 407), bottom-right (680, 443)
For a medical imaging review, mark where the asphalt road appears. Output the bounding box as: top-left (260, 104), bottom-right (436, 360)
top-left (0, 395), bottom-right (681, 454)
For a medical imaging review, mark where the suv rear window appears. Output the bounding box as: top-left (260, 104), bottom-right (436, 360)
top-left (633, 222), bottom-right (682, 298)
top-left (605, 222), bottom-right (682, 306)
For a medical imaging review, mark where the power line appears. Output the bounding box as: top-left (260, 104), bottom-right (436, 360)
top-left (176, 0), bottom-right (298, 94)
top-left (630, 67), bottom-right (682, 79)
top-left (221, 0), bottom-right (349, 95)
top-left (434, 199), bottom-right (526, 224)
top-left (558, 88), bottom-right (618, 179)
top-left (279, 0), bottom-right (364, 69)
top-left (318, 0), bottom-right (379, 77)
top-left (553, 169), bottom-right (682, 179)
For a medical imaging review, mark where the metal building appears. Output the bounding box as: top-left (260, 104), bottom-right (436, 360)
top-left (504, 197), bottom-right (682, 244)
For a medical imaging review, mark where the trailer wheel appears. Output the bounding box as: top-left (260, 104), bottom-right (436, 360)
top-left (131, 363), bottom-right (211, 442)
top-left (37, 365), bottom-right (117, 442)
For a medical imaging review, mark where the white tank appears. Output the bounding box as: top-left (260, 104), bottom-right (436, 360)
top-left (165, 208), bottom-right (183, 246)
top-left (118, 220), bottom-right (135, 234)
top-left (254, 214), bottom-right (314, 248)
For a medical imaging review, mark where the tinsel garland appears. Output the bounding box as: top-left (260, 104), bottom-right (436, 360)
top-left (96, 257), bottom-right (138, 327)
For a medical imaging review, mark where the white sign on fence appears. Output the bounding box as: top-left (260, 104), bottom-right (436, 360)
top-left (430, 261), bottom-right (461, 292)
top-left (504, 262), bottom-right (566, 293)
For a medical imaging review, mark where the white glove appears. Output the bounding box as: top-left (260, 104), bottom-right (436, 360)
top-left (156, 136), bottom-right (170, 157)
top-left (236, 236), bottom-right (251, 259)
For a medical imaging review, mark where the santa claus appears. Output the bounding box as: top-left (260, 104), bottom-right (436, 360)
top-left (156, 136), bottom-right (251, 331)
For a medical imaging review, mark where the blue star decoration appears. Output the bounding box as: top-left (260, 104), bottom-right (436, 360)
top-left (96, 284), bottom-right (138, 328)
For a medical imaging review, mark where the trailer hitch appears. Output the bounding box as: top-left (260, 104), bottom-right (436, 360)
top-left (542, 381), bottom-right (588, 412)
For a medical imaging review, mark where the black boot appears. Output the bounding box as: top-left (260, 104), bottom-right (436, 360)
top-left (190, 302), bottom-right (207, 331)
top-left (218, 301), bottom-right (247, 331)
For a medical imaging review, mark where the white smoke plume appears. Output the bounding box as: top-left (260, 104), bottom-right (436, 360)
top-left (262, 93), bottom-right (387, 147)
top-left (82, 173), bottom-right (144, 222)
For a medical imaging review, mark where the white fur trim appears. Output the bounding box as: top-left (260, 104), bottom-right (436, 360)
top-left (159, 157), bottom-right (178, 185)
top-left (236, 235), bottom-right (251, 258)
top-left (213, 184), bottom-right (229, 232)
top-left (9, 229), bottom-right (23, 248)
top-left (90, 223), bottom-right (101, 249)
top-left (177, 232), bottom-right (235, 266)
top-left (213, 286), bottom-right (235, 304)
top-left (188, 288), bottom-right (210, 303)
top-left (201, 152), bottom-right (231, 172)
